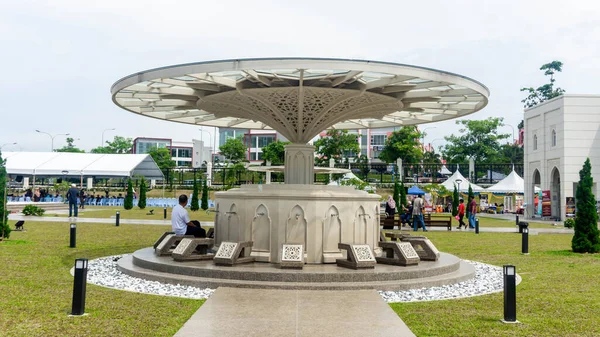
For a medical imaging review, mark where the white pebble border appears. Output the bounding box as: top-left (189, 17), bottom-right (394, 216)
top-left (84, 255), bottom-right (215, 299)
top-left (379, 260), bottom-right (507, 303)
top-left (84, 256), bottom-right (506, 303)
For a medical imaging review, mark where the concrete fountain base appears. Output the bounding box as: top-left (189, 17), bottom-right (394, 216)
top-left (117, 248), bottom-right (475, 291)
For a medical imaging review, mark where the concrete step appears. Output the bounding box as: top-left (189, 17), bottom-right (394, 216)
top-left (117, 254), bottom-right (475, 291)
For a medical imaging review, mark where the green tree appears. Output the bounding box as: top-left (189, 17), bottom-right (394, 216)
top-left (393, 179), bottom-right (400, 211)
top-left (572, 158), bottom-right (600, 253)
top-left (521, 61), bottom-right (565, 108)
top-left (191, 175), bottom-right (199, 211)
top-left (423, 149), bottom-right (442, 164)
top-left (124, 179), bottom-right (133, 210)
top-left (91, 136), bottom-right (133, 154)
top-left (498, 143), bottom-right (524, 165)
top-left (378, 126), bottom-right (422, 164)
top-left (466, 184), bottom-right (474, 217)
top-left (314, 130), bottom-right (359, 165)
top-left (0, 151), bottom-right (11, 240)
top-left (55, 137), bottom-right (85, 153)
top-left (399, 181), bottom-right (407, 208)
top-left (201, 177), bottom-right (209, 211)
top-left (220, 137), bottom-right (246, 164)
top-left (355, 155), bottom-right (371, 179)
top-left (441, 118), bottom-right (510, 163)
top-left (518, 120), bottom-right (524, 130)
top-left (138, 177), bottom-right (147, 209)
top-left (148, 147), bottom-right (176, 176)
top-left (452, 184), bottom-right (459, 216)
top-left (261, 140), bottom-right (289, 164)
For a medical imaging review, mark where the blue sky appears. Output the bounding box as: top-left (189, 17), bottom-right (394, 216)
top-left (1, 0), bottom-right (599, 152)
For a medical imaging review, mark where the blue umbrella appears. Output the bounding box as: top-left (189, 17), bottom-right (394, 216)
top-left (407, 185), bottom-right (425, 195)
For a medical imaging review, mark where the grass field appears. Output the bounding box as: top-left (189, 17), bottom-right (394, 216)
top-left (43, 207), bottom-right (216, 222)
top-left (1, 220), bottom-right (596, 336)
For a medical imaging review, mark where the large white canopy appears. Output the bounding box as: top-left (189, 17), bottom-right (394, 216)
top-left (111, 58), bottom-right (489, 144)
top-left (2, 152), bottom-right (164, 179)
top-left (441, 170), bottom-right (484, 192)
top-left (485, 169), bottom-right (540, 194)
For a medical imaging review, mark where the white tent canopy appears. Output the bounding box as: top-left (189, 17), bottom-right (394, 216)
top-left (441, 170), bottom-right (485, 192)
top-left (486, 169), bottom-right (540, 194)
top-left (439, 165), bottom-right (452, 175)
top-left (2, 152), bottom-right (164, 179)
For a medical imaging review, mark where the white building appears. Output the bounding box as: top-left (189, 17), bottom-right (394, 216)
top-left (524, 95), bottom-right (600, 220)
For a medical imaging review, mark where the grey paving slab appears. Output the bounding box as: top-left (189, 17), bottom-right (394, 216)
top-left (173, 287), bottom-right (415, 337)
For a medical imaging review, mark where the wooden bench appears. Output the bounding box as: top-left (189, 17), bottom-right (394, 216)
top-left (380, 216), bottom-right (401, 230)
top-left (423, 213), bottom-right (452, 231)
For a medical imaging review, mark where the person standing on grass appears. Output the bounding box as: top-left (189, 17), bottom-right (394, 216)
top-left (456, 198), bottom-right (467, 229)
top-left (385, 195), bottom-right (396, 219)
top-left (412, 194), bottom-right (427, 232)
top-left (468, 196), bottom-right (477, 228)
top-left (66, 184), bottom-right (79, 218)
top-left (171, 194), bottom-right (206, 238)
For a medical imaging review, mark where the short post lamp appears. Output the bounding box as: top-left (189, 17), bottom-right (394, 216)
top-left (521, 224), bottom-right (529, 255)
top-left (71, 258), bottom-right (88, 316)
top-left (475, 217), bottom-right (480, 234)
top-left (164, 207), bottom-right (167, 219)
top-left (455, 179), bottom-right (462, 195)
top-left (69, 223), bottom-right (76, 248)
top-left (502, 265), bottom-right (518, 323)
top-left (115, 211), bottom-right (120, 227)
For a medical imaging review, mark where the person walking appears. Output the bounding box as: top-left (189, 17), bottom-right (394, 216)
top-left (456, 198), bottom-right (467, 229)
top-left (79, 189), bottom-right (86, 209)
top-left (385, 195), bottom-right (396, 219)
top-left (66, 184), bottom-right (79, 218)
top-left (468, 196), bottom-right (477, 229)
top-left (412, 194), bottom-right (427, 232)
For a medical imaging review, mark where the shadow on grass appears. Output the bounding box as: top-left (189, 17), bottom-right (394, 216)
top-left (60, 245), bottom-right (147, 267)
top-left (0, 239), bottom-right (32, 245)
top-left (542, 250), bottom-right (581, 257)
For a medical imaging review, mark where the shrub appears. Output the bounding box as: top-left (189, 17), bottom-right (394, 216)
top-left (572, 158), bottom-right (600, 253)
top-left (138, 177), bottom-right (147, 209)
top-left (564, 218), bottom-right (575, 229)
top-left (201, 177), bottom-right (209, 211)
top-left (22, 205), bottom-right (45, 216)
top-left (191, 176), bottom-right (200, 211)
top-left (393, 179), bottom-right (400, 210)
top-left (124, 179), bottom-right (133, 210)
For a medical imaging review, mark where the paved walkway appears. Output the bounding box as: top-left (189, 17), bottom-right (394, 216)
top-left (8, 214), bottom-right (574, 234)
top-left (174, 287), bottom-right (415, 337)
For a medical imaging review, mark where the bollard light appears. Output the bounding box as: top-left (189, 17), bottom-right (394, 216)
top-left (115, 211), bottom-right (120, 227)
top-left (502, 265), bottom-right (518, 323)
top-left (69, 223), bottom-right (76, 248)
top-left (164, 207), bottom-right (167, 219)
top-left (522, 226), bottom-right (529, 255)
top-left (71, 258), bottom-right (88, 316)
top-left (475, 217), bottom-right (480, 234)
top-left (516, 214), bottom-right (519, 228)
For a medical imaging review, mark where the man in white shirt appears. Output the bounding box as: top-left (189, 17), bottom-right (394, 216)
top-left (172, 195), bottom-right (205, 237)
top-left (412, 194), bottom-right (427, 232)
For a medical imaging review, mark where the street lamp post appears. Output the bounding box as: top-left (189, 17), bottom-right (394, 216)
top-left (0, 142), bottom-right (17, 150)
top-left (102, 128), bottom-right (116, 146)
top-left (421, 127), bottom-right (437, 151)
top-left (36, 130), bottom-right (70, 152)
top-left (455, 178), bottom-right (463, 194)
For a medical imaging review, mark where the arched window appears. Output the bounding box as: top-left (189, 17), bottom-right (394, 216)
top-left (552, 129), bottom-right (557, 147)
top-left (533, 134), bottom-right (538, 150)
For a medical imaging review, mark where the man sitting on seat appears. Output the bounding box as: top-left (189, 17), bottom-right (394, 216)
top-left (171, 194), bottom-right (205, 238)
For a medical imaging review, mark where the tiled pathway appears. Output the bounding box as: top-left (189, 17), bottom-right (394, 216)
top-left (173, 287), bottom-right (415, 337)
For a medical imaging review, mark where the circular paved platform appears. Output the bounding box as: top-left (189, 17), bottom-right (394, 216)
top-left (117, 248), bottom-right (475, 291)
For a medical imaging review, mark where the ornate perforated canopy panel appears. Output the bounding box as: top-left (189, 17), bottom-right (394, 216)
top-left (111, 58), bottom-right (489, 143)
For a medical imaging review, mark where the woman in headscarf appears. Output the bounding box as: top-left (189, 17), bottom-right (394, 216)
top-left (385, 195), bottom-right (396, 219)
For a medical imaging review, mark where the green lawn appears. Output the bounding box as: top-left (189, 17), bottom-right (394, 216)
top-left (391, 231), bottom-right (600, 337)
top-left (1, 220), bottom-right (596, 336)
top-left (43, 206), bottom-right (216, 222)
top-left (0, 221), bottom-right (202, 337)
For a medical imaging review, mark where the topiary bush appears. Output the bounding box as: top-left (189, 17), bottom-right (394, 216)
top-left (564, 218), bottom-right (575, 229)
top-left (124, 179), bottom-right (133, 210)
top-left (22, 205), bottom-right (45, 216)
top-left (191, 176), bottom-right (199, 211)
top-left (201, 177), bottom-right (209, 211)
top-left (138, 177), bottom-right (147, 209)
top-left (572, 158), bottom-right (600, 253)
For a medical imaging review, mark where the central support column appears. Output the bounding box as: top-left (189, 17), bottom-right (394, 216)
top-left (284, 143), bottom-right (315, 184)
